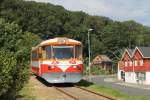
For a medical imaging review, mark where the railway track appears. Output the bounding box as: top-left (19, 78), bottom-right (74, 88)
top-left (53, 85), bottom-right (116, 100)
top-left (53, 86), bottom-right (79, 100)
top-left (74, 86), bottom-right (115, 100)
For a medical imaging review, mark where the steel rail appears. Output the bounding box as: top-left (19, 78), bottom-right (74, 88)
top-left (53, 86), bottom-right (79, 100)
top-left (75, 85), bottom-right (116, 100)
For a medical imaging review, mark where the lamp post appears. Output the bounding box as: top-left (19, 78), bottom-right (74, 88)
top-left (88, 29), bottom-right (93, 80)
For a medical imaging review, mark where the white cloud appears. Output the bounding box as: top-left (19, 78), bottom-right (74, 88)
top-left (27, 0), bottom-right (150, 26)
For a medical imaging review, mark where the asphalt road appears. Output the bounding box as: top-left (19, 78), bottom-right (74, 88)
top-left (88, 75), bottom-right (150, 99)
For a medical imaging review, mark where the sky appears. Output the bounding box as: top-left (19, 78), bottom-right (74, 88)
top-left (28, 0), bottom-right (150, 26)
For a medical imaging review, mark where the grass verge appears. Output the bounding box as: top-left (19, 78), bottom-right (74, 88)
top-left (77, 80), bottom-right (147, 100)
top-left (17, 80), bottom-right (36, 100)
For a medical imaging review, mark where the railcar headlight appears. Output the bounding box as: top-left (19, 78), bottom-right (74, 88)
top-left (51, 66), bottom-right (55, 69)
top-left (73, 65), bottom-right (77, 68)
top-left (48, 65), bottom-right (55, 70)
top-left (48, 65), bottom-right (51, 70)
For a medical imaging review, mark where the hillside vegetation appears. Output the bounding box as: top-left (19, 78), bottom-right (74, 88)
top-left (0, 0), bottom-right (150, 98)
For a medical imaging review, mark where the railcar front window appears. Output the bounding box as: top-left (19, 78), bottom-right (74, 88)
top-left (53, 46), bottom-right (73, 59)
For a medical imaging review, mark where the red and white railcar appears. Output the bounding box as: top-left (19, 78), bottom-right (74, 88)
top-left (31, 37), bottom-right (84, 83)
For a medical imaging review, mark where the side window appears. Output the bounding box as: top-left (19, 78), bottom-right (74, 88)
top-left (42, 46), bottom-right (52, 59)
top-left (38, 47), bottom-right (42, 59)
top-left (45, 46), bottom-right (52, 59)
top-left (42, 47), bottom-right (46, 59)
top-left (32, 50), bottom-right (38, 59)
top-left (32, 52), bottom-right (35, 59)
top-left (75, 45), bottom-right (82, 59)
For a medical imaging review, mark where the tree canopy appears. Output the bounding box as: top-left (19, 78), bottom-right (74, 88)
top-left (1, 0), bottom-right (150, 58)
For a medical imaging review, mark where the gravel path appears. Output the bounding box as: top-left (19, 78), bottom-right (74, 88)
top-left (23, 76), bottom-right (71, 100)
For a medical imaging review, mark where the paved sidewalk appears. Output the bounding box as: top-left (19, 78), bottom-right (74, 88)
top-left (86, 75), bottom-right (150, 90)
top-left (85, 75), bottom-right (150, 99)
top-left (115, 82), bottom-right (150, 90)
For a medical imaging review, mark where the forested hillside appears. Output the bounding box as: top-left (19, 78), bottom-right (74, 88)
top-left (1, 0), bottom-right (150, 58)
top-left (0, 0), bottom-right (150, 98)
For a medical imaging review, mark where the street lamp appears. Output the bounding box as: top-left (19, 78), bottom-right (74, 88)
top-left (88, 28), bottom-right (93, 80)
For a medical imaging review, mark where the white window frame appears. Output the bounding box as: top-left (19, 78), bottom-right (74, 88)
top-left (140, 59), bottom-right (143, 66)
top-left (125, 61), bottom-right (127, 67)
top-left (129, 61), bottom-right (132, 66)
top-left (135, 60), bottom-right (137, 66)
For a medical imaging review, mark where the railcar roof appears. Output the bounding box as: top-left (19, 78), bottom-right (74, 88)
top-left (40, 37), bottom-right (81, 45)
top-left (32, 37), bottom-right (81, 51)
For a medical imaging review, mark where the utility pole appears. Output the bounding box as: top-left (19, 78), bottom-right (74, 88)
top-left (88, 29), bottom-right (93, 81)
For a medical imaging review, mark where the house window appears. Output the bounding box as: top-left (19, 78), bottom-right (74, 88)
top-left (125, 61), bottom-right (127, 67)
top-left (140, 60), bottom-right (143, 66)
top-left (129, 61), bottom-right (132, 66)
top-left (135, 60), bottom-right (137, 66)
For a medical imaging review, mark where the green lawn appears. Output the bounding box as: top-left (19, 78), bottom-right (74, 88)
top-left (17, 80), bottom-right (36, 100)
top-left (77, 80), bottom-right (148, 100)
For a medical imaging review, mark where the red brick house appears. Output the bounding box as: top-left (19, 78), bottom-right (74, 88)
top-left (118, 47), bottom-right (150, 85)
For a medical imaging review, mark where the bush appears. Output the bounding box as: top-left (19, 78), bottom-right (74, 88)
top-left (0, 49), bottom-right (16, 98)
top-left (91, 65), bottom-right (105, 75)
top-left (0, 18), bottom-right (41, 99)
top-left (0, 49), bottom-right (30, 99)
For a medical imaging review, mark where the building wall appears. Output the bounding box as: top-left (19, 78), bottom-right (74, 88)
top-left (118, 69), bottom-right (122, 80)
top-left (125, 72), bottom-right (136, 83)
top-left (123, 71), bottom-right (150, 85)
top-left (144, 59), bottom-right (150, 71)
top-left (123, 72), bottom-right (150, 85)
top-left (122, 52), bottom-right (131, 61)
top-left (146, 72), bottom-right (150, 84)
top-left (133, 50), bottom-right (142, 60)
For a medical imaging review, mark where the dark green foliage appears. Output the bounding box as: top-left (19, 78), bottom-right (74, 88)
top-left (91, 66), bottom-right (106, 75)
top-left (0, 50), bottom-right (16, 97)
top-left (0, 0), bottom-right (150, 54)
top-left (1, 0), bottom-right (149, 59)
top-left (0, 18), bottom-right (41, 99)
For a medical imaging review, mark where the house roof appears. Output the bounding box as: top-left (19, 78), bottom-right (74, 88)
top-left (121, 47), bottom-right (150, 60)
top-left (121, 48), bottom-right (133, 60)
top-left (127, 48), bottom-right (134, 56)
top-left (93, 55), bottom-right (112, 63)
top-left (137, 47), bottom-right (150, 58)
